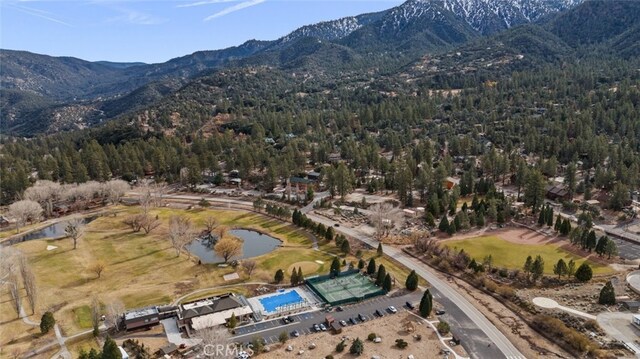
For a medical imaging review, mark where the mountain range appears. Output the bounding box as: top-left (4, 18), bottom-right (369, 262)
top-left (2, 0), bottom-right (639, 136)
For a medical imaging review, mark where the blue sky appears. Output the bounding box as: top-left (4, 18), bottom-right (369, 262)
top-left (1, 0), bottom-right (403, 64)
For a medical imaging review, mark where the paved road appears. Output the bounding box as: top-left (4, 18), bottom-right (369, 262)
top-left (233, 291), bottom-right (422, 344)
top-left (307, 212), bottom-right (526, 359)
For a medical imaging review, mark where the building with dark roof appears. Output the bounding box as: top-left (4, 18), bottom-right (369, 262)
top-left (176, 293), bottom-right (253, 336)
top-left (123, 307), bottom-right (160, 331)
top-left (546, 185), bottom-right (569, 201)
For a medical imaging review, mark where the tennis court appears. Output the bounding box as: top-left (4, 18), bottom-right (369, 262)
top-left (306, 271), bottom-right (384, 305)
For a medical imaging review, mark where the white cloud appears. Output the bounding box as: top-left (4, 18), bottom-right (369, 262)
top-left (204, 0), bottom-right (265, 21)
top-left (5, 4), bottom-right (72, 26)
top-left (106, 7), bottom-right (167, 25)
top-left (177, 0), bottom-right (237, 8)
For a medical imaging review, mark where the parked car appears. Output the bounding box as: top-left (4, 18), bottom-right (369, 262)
top-left (375, 309), bottom-right (384, 317)
top-left (435, 310), bottom-right (446, 315)
top-left (292, 330), bottom-right (300, 337)
top-left (336, 306), bottom-right (344, 312)
top-left (339, 320), bottom-right (347, 326)
top-left (319, 323), bottom-right (327, 331)
top-left (334, 223), bottom-right (340, 227)
top-left (349, 317), bottom-right (357, 325)
top-left (388, 306), bottom-right (398, 314)
top-left (313, 324), bottom-right (320, 332)
top-left (406, 301), bottom-right (415, 310)
top-left (358, 313), bottom-right (366, 322)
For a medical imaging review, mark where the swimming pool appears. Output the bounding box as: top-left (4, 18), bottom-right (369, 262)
top-left (258, 290), bottom-right (304, 313)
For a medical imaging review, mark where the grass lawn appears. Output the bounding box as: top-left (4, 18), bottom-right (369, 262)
top-left (444, 236), bottom-right (612, 275)
top-left (6, 206), bottom-right (332, 342)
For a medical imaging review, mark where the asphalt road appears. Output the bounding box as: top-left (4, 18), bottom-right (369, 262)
top-left (307, 212), bottom-right (526, 359)
top-left (233, 291), bottom-right (423, 344)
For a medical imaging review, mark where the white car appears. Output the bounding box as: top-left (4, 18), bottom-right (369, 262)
top-left (319, 323), bottom-right (327, 331)
top-left (388, 306), bottom-right (397, 313)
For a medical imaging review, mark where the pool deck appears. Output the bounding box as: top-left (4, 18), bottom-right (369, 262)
top-left (246, 287), bottom-right (320, 320)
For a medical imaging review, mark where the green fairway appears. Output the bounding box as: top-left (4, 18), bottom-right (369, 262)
top-left (444, 236), bottom-right (612, 275)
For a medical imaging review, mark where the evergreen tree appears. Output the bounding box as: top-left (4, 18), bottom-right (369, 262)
top-left (102, 336), bottom-right (121, 359)
top-left (383, 273), bottom-right (392, 293)
top-left (553, 259), bottom-right (567, 278)
top-left (358, 258), bottom-right (366, 270)
top-left (330, 258), bottom-right (341, 277)
top-left (419, 289), bottom-right (433, 318)
top-left (340, 239), bottom-right (351, 254)
top-left (538, 207), bottom-right (546, 226)
top-left (228, 312), bottom-right (238, 329)
top-left (586, 230), bottom-right (597, 252)
top-left (297, 267), bottom-right (303, 282)
top-left (567, 259), bottom-right (576, 277)
top-left (531, 255), bottom-right (545, 282)
top-left (375, 264), bottom-right (387, 286)
top-left (405, 270), bottom-right (419, 291)
top-left (546, 207), bottom-right (554, 227)
top-left (377, 242), bottom-right (383, 256)
top-left (290, 267), bottom-right (299, 286)
top-left (523, 256), bottom-right (533, 280)
top-left (367, 258), bottom-right (376, 276)
top-left (325, 227), bottom-right (334, 241)
top-left (596, 236), bottom-right (609, 256)
top-left (605, 240), bottom-right (618, 259)
top-left (349, 338), bottom-right (364, 355)
top-left (575, 263), bottom-right (593, 282)
top-left (439, 216), bottom-right (450, 233)
top-left (274, 269), bottom-right (284, 283)
top-left (598, 281), bottom-right (616, 305)
top-left (40, 311), bottom-right (55, 334)
top-left (554, 214), bottom-right (562, 232)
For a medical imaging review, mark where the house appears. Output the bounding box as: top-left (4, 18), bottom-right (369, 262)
top-left (176, 293), bottom-right (253, 336)
top-left (546, 185), bottom-right (569, 201)
top-left (328, 153), bottom-right (342, 163)
top-left (622, 301), bottom-right (640, 313)
top-left (287, 176), bottom-right (314, 201)
top-left (123, 307), bottom-right (160, 331)
top-left (443, 177), bottom-right (460, 190)
top-left (307, 171), bottom-right (321, 181)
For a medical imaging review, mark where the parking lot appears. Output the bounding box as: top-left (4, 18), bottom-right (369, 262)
top-left (233, 291), bottom-right (423, 345)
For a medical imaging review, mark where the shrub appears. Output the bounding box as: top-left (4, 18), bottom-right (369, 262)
top-left (349, 338), bottom-right (364, 355)
top-left (40, 312), bottom-right (55, 334)
top-left (395, 338), bottom-right (408, 349)
top-left (437, 321), bottom-right (450, 335)
top-left (367, 333), bottom-right (377, 341)
top-left (335, 341), bottom-right (345, 353)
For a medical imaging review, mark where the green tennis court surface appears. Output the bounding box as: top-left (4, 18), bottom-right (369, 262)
top-left (307, 272), bottom-right (383, 305)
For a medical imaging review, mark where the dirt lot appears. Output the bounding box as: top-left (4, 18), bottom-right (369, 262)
top-left (259, 314), bottom-right (457, 359)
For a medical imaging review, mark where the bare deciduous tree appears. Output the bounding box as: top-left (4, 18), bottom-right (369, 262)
top-left (124, 214), bottom-right (145, 232)
top-left (140, 214), bottom-right (161, 234)
top-left (106, 300), bottom-right (125, 331)
top-left (65, 218), bottom-right (86, 249)
top-left (89, 262), bottom-right (106, 278)
top-left (214, 236), bottom-right (243, 263)
top-left (216, 225), bottom-right (229, 240)
top-left (168, 215), bottom-right (195, 257)
top-left (196, 326), bottom-right (233, 358)
top-left (242, 260), bottom-right (257, 277)
top-left (8, 200), bottom-right (43, 233)
top-left (7, 272), bottom-right (21, 317)
top-left (103, 180), bottom-right (130, 204)
top-left (204, 216), bottom-right (218, 233)
top-left (24, 180), bottom-right (61, 218)
top-left (368, 202), bottom-right (401, 241)
top-left (19, 255), bottom-right (37, 314)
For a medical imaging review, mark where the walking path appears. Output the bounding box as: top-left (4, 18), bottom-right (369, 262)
top-left (172, 282), bottom-right (272, 305)
top-left (532, 297), bottom-right (597, 320)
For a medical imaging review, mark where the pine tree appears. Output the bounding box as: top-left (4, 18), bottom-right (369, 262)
top-left (554, 214), bottom-right (562, 232)
top-left (274, 269), bottom-right (284, 283)
top-left (531, 255), bottom-right (545, 282)
top-left (228, 312), bottom-right (238, 329)
top-left (595, 236), bottom-right (609, 256)
top-left (405, 270), bottom-right (419, 291)
top-left (375, 265), bottom-right (386, 286)
top-left (358, 258), bottom-right (366, 270)
top-left (297, 267), bottom-right (303, 282)
top-left (419, 289), bottom-right (433, 318)
top-left (546, 207), bottom-right (554, 227)
top-left (367, 258), bottom-right (376, 276)
top-left (575, 263), bottom-right (593, 282)
top-left (598, 281), bottom-right (616, 305)
top-left (290, 267), bottom-right (299, 286)
top-left (439, 216), bottom-right (450, 233)
top-left (383, 273), bottom-right (392, 293)
top-left (377, 242), bottom-right (383, 256)
top-left (553, 259), bottom-right (567, 278)
top-left (567, 259), bottom-right (576, 277)
top-left (40, 311), bottom-right (55, 334)
top-left (605, 240), bottom-right (618, 259)
top-left (330, 257), bottom-right (341, 277)
top-left (349, 338), bottom-right (364, 355)
top-left (538, 208), bottom-right (546, 226)
top-left (340, 239), bottom-right (351, 254)
top-left (101, 336), bottom-right (121, 359)
top-left (523, 255), bottom-right (533, 280)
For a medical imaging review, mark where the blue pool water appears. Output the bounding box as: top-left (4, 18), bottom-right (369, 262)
top-left (259, 290), bottom-right (303, 313)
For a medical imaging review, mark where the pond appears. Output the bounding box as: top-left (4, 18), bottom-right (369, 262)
top-left (186, 229), bottom-right (282, 264)
top-left (5, 217), bottom-right (97, 245)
